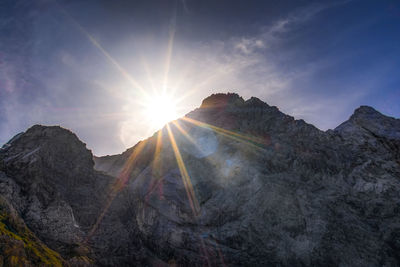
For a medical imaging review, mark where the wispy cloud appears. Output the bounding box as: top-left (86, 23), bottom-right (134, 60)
top-left (180, 1), bottom-right (371, 130)
top-left (1, 0), bottom-right (396, 155)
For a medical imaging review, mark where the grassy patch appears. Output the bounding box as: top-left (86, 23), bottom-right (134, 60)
top-left (0, 197), bottom-right (65, 266)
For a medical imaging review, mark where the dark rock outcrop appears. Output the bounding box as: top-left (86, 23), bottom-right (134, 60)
top-left (0, 195), bottom-right (66, 266)
top-left (1, 93), bottom-right (400, 266)
top-left (0, 125), bottom-right (113, 264)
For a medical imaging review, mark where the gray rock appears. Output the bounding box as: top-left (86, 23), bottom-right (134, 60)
top-left (1, 94), bottom-right (400, 266)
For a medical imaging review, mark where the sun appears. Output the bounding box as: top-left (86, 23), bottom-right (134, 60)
top-left (143, 92), bottom-right (179, 130)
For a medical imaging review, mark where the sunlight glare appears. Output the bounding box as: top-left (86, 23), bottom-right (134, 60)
top-left (144, 92), bottom-right (179, 130)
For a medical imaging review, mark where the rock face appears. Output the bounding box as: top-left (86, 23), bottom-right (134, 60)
top-left (0, 125), bottom-right (115, 265)
top-left (0, 195), bottom-right (65, 266)
top-left (1, 93), bottom-right (400, 266)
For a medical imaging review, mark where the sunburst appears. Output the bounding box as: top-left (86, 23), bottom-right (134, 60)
top-left (142, 91), bottom-right (180, 130)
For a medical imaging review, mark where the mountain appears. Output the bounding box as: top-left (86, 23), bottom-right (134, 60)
top-left (1, 93), bottom-right (400, 266)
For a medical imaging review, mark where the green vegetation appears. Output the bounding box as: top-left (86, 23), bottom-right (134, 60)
top-left (0, 197), bottom-right (65, 267)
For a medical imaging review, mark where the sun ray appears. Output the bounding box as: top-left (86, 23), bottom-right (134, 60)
top-left (144, 130), bottom-right (164, 202)
top-left (59, 6), bottom-right (147, 97)
top-left (163, 34), bottom-right (174, 93)
top-left (182, 117), bottom-right (269, 150)
top-left (168, 62), bottom-right (194, 95)
top-left (93, 80), bottom-right (128, 100)
top-left (170, 121), bottom-right (217, 169)
top-left (163, 4), bottom-right (177, 93)
top-left (197, 234), bottom-right (227, 267)
top-left (174, 69), bottom-right (231, 104)
top-left (199, 237), bottom-right (212, 267)
top-left (85, 139), bottom-right (148, 242)
top-left (85, 34), bottom-right (146, 94)
top-left (153, 130), bottom-right (164, 170)
top-left (174, 60), bottom-right (242, 105)
top-left (138, 93), bottom-right (179, 130)
top-left (141, 57), bottom-right (157, 94)
top-left (171, 120), bottom-right (198, 146)
top-left (166, 124), bottom-right (200, 217)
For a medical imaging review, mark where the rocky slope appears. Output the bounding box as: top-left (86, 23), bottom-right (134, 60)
top-left (0, 195), bottom-right (65, 266)
top-left (1, 93), bottom-right (400, 266)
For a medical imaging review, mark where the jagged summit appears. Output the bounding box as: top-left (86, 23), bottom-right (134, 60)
top-left (1, 124), bottom-right (94, 169)
top-left (349, 105), bottom-right (388, 122)
top-left (1, 93), bottom-right (400, 266)
top-left (200, 92), bottom-right (245, 108)
top-left (244, 96), bottom-right (269, 107)
top-left (0, 124), bottom-right (114, 263)
top-left (353, 105), bottom-right (380, 115)
top-left (335, 105), bottom-right (400, 141)
top-left (199, 93), bottom-right (272, 110)
top-left (2, 125), bottom-right (80, 148)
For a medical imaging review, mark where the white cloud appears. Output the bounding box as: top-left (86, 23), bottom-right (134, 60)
top-left (0, 0), bottom-right (364, 154)
top-left (168, 1), bottom-right (363, 131)
top-left (234, 38), bottom-right (265, 55)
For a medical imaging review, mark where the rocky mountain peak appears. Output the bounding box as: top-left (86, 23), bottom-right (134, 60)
top-left (200, 92), bottom-right (245, 108)
top-left (350, 105), bottom-right (384, 121)
top-left (1, 124), bottom-right (94, 170)
top-left (1, 93), bottom-right (400, 266)
top-left (0, 124), bottom-right (114, 263)
top-left (335, 105), bottom-right (400, 141)
top-left (244, 96), bottom-right (269, 107)
top-left (353, 105), bottom-right (379, 115)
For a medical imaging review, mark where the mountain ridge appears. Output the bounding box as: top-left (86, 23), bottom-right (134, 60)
top-left (1, 93), bottom-right (400, 266)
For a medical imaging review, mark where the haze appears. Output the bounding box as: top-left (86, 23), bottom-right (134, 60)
top-left (0, 0), bottom-right (399, 155)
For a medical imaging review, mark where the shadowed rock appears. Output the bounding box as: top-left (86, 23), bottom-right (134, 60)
top-left (1, 94), bottom-right (400, 266)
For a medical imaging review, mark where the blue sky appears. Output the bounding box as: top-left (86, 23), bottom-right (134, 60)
top-left (0, 0), bottom-right (399, 155)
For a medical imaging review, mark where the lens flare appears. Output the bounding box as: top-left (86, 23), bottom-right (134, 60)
top-left (143, 92), bottom-right (179, 130)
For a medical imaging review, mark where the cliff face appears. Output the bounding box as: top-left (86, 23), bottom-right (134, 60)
top-left (0, 195), bottom-right (65, 266)
top-left (0, 126), bottom-right (105, 265)
top-left (1, 93), bottom-right (400, 266)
